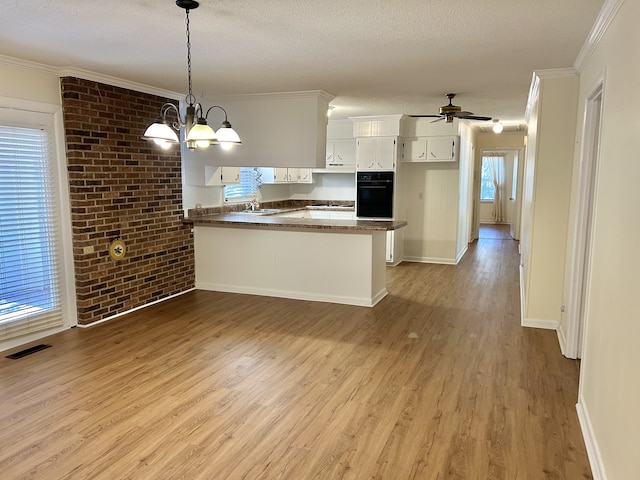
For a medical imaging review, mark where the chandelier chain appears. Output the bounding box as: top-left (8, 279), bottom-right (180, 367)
top-left (185, 8), bottom-right (195, 105)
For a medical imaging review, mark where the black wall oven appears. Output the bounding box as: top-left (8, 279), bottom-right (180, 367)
top-left (356, 171), bottom-right (394, 219)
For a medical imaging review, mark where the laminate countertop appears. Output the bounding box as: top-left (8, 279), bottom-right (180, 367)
top-left (184, 208), bottom-right (407, 232)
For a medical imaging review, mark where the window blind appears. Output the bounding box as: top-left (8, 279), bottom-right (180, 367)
top-left (224, 167), bottom-right (262, 201)
top-left (0, 123), bottom-right (64, 341)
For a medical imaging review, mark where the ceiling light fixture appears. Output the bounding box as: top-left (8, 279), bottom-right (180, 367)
top-left (492, 119), bottom-right (504, 134)
top-left (143, 0), bottom-right (241, 151)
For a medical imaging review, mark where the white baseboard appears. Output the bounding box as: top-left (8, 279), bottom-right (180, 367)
top-left (521, 318), bottom-right (559, 330)
top-left (77, 288), bottom-right (196, 328)
top-left (455, 245), bottom-right (468, 264)
top-left (196, 282), bottom-right (385, 308)
top-left (519, 264), bottom-right (526, 324)
top-left (402, 256), bottom-right (457, 265)
top-left (577, 399), bottom-right (608, 480)
top-left (557, 324), bottom-right (568, 357)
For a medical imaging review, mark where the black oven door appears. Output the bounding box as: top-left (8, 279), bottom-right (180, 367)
top-left (356, 171), bottom-right (394, 219)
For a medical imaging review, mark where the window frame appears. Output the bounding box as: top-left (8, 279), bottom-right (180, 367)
top-left (0, 97), bottom-right (77, 351)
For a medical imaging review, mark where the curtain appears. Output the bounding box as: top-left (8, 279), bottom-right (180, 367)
top-left (484, 154), bottom-right (506, 223)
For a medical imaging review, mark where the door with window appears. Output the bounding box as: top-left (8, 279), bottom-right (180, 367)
top-left (0, 106), bottom-right (75, 349)
top-left (477, 149), bottom-right (522, 239)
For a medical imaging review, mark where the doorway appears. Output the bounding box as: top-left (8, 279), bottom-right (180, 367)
top-left (565, 80), bottom-right (604, 359)
top-left (476, 149), bottom-right (523, 240)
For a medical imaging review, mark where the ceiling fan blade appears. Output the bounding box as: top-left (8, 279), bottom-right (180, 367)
top-left (451, 111), bottom-right (474, 117)
top-left (430, 117), bottom-right (445, 123)
top-left (459, 114), bottom-right (492, 121)
top-left (409, 114), bottom-right (442, 118)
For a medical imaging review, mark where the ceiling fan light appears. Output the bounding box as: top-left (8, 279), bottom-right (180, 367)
top-left (492, 120), bottom-right (504, 133)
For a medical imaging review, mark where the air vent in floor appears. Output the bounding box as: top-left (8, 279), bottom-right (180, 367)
top-left (5, 344), bottom-right (52, 359)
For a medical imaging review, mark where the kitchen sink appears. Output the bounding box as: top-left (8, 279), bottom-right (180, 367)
top-left (237, 209), bottom-right (282, 215)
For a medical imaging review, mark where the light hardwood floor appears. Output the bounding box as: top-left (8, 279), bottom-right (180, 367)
top-left (0, 237), bottom-right (592, 479)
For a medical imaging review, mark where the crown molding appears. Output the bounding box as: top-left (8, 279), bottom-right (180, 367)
top-left (573, 0), bottom-right (625, 72)
top-left (203, 90), bottom-right (335, 103)
top-left (533, 67), bottom-right (578, 79)
top-left (0, 54), bottom-right (183, 100)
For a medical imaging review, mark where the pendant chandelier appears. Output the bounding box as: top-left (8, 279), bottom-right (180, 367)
top-left (143, 0), bottom-right (241, 151)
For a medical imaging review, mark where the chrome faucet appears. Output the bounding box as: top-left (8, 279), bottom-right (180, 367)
top-left (245, 198), bottom-right (260, 211)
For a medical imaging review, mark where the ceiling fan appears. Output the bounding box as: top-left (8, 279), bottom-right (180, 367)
top-left (410, 93), bottom-right (492, 123)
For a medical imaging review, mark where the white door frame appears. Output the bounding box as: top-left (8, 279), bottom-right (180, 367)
top-left (565, 76), bottom-right (605, 359)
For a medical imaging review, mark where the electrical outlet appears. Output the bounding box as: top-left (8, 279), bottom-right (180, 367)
top-left (83, 245), bottom-right (94, 254)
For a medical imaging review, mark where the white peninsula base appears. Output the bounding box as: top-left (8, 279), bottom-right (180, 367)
top-left (194, 226), bottom-right (388, 307)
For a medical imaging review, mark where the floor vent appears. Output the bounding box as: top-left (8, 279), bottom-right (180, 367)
top-left (5, 344), bottom-right (52, 359)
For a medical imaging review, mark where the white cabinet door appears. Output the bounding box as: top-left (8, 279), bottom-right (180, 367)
top-left (356, 137), bottom-right (377, 170)
top-left (274, 167), bottom-right (290, 183)
top-left (260, 167), bottom-right (313, 183)
top-left (221, 166), bottom-right (241, 184)
top-left (376, 137), bottom-right (397, 170)
top-left (326, 138), bottom-right (356, 168)
top-left (356, 137), bottom-right (397, 170)
top-left (204, 166), bottom-right (241, 185)
top-left (427, 136), bottom-right (457, 162)
top-left (296, 168), bottom-right (313, 183)
top-left (403, 137), bottom-right (428, 161)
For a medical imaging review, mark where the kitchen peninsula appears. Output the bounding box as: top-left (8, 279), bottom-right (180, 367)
top-left (185, 205), bottom-right (406, 307)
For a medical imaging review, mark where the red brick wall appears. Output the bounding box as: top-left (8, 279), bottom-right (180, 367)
top-left (61, 77), bottom-right (194, 325)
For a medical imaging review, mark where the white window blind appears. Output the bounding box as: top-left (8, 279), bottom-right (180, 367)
top-left (224, 167), bottom-right (262, 202)
top-left (0, 123), bottom-right (65, 341)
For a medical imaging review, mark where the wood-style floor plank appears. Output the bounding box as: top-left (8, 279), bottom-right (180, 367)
top-left (0, 235), bottom-right (592, 479)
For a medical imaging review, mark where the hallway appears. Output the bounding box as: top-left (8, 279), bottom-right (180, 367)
top-left (0, 237), bottom-right (591, 479)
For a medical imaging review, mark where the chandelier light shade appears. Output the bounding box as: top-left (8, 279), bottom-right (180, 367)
top-left (142, 0), bottom-right (241, 150)
top-left (186, 119), bottom-right (217, 149)
top-left (492, 119), bottom-right (504, 134)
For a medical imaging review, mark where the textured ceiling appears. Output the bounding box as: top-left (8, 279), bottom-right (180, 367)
top-left (0, 0), bottom-right (605, 128)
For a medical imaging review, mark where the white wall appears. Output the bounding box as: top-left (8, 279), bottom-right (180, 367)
top-left (289, 173), bottom-right (356, 202)
top-left (0, 61), bottom-right (61, 104)
top-left (521, 72), bottom-right (579, 327)
top-left (566, 0), bottom-right (640, 477)
top-left (402, 161), bottom-right (460, 264)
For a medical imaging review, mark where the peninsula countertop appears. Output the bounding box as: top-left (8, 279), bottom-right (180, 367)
top-left (184, 204), bottom-right (407, 232)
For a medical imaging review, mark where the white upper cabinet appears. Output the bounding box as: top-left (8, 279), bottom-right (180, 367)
top-left (403, 137), bottom-right (428, 161)
top-left (326, 138), bottom-right (357, 168)
top-left (403, 135), bottom-right (459, 162)
top-left (356, 137), bottom-right (397, 170)
top-left (427, 136), bottom-right (458, 162)
top-left (204, 166), bottom-right (241, 185)
top-left (259, 167), bottom-right (314, 184)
